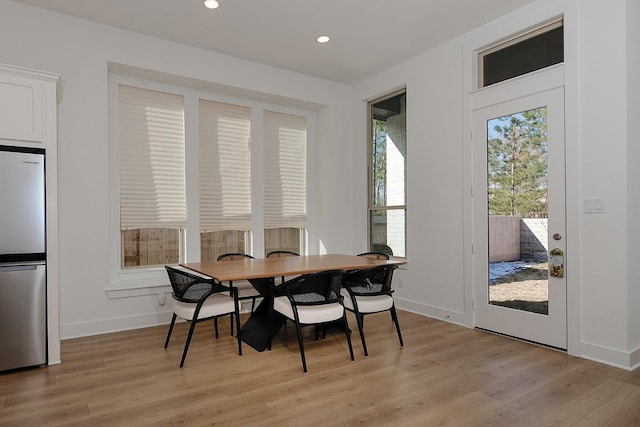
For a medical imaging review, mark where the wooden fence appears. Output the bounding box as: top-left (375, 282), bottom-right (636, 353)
top-left (122, 227), bottom-right (300, 267)
top-left (122, 228), bottom-right (180, 268)
top-left (489, 216), bottom-right (521, 262)
top-left (489, 216), bottom-right (548, 262)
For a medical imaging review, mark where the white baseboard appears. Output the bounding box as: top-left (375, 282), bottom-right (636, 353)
top-left (630, 346), bottom-right (640, 370)
top-left (580, 341), bottom-right (636, 371)
top-left (395, 297), bottom-right (472, 328)
top-left (61, 311), bottom-right (175, 340)
top-left (61, 303), bottom-right (258, 340)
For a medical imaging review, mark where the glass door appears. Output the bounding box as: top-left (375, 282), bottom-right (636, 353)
top-left (472, 69), bottom-right (566, 349)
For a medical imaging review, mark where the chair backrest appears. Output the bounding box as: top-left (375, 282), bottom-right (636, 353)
top-left (279, 269), bottom-right (346, 304)
top-left (216, 252), bottom-right (272, 292)
top-left (217, 253), bottom-right (255, 261)
top-left (343, 264), bottom-right (398, 294)
top-left (165, 266), bottom-right (222, 302)
top-left (357, 251), bottom-right (390, 260)
top-left (372, 243), bottom-right (393, 256)
top-left (266, 250), bottom-right (300, 258)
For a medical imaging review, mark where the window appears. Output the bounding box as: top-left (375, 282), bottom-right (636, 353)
top-left (199, 100), bottom-right (252, 261)
top-left (119, 85), bottom-right (186, 268)
top-left (263, 111), bottom-right (307, 256)
top-left (264, 227), bottom-right (301, 255)
top-left (368, 91), bottom-right (406, 258)
top-left (113, 77), bottom-right (312, 277)
top-left (479, 20), bottom-right (563, 88)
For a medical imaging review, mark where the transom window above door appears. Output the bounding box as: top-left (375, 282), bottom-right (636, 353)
top-left (478, 19), bottom-right (564, 88)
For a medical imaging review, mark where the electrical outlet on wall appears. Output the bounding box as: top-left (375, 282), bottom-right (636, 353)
top-left (397, 278), bottom-right (404, 288)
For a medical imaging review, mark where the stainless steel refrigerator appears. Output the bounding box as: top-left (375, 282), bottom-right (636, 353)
top-left (0, 145), bottom-right (47, 372)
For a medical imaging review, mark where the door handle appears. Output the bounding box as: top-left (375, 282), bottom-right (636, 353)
top-left (550, 248), bottom-right (564, 278)
top-left (553, 233), bottom-right (562, 241)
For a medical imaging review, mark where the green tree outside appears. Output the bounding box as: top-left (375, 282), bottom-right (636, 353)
top-left (372, 119), bottom-right (387, 207)
top-left (487, 107), bottom-right (548, 218)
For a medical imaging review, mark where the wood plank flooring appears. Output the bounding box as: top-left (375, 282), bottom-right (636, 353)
top-left (1, 310), bottom-right (640, 426)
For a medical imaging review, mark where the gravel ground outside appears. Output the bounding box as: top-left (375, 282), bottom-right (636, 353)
top-left (489, 262), bottom-right (549, 304)
top-left (489, 279), bottom-right (548, 302)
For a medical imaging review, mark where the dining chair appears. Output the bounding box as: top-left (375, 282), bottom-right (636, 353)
top-left (266, 250), bottom-right (300, 284)
top-left (266, 250), bottom-right (299, 258)
top-left (164, 266), bottom-right (242, 367)
top-left (217, 253), bottom-right (262, 313)
top-left (341, 263), bottom-right (403, 356)
top-left (372, 243), bottom-right (394, 257)
top-left (269, 269), bottom-right (354, 373)
top-left (357, 251), bottom-right (390, 260)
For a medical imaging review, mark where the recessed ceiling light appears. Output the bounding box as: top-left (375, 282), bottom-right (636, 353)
top-left (316, 35), bottom-right (330, 44)
top-left (204, 0), bottom-right (220, 9)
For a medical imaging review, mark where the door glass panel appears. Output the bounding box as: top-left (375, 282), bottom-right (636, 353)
top-left (487, 107), bottom-right (549, 315)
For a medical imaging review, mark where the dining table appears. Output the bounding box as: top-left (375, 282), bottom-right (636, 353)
top-left (180, 253), bottom-right (403, 352)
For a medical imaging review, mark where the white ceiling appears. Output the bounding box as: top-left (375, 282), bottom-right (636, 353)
top-left (12, 0), bottom-right (536, 84)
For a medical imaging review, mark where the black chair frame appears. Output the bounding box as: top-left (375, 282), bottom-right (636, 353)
top-left (372, 243), bottom-right (394, 257)
top-left (164, 266), bottom-right (242, 367)
top-left (266, 250), bottom-right (300, 258)
top-left (342, 264), bottom-right (403, 356)
top-left (268, 269), bottom-right (354, 373)
top-left (266, 250), bottom-right (300, 284)
top-left (357, 251), bottom-right (390, 260)
top-left (217, 252), bottom-right (261, 323)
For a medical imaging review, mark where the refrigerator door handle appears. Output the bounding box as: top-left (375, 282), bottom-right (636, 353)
top-left (0, 265), bottom-right (39, 273)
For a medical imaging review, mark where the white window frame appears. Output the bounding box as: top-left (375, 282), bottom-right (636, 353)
top-left (477, 19), bottom-right (563, 89)
top-left (118, 84), bottom-right (187, 270)
top-left (107, 74), bottom-right (315, 296)
top-left (367, 89), bottom-right (407, 258)
top-left (263, 110), bottom-right (307, 257)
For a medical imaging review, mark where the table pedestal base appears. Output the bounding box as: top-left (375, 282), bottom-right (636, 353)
top-left (240, 300), bottom-right (285, 352)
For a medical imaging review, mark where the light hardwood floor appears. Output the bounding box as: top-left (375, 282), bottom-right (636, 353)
top-left (1, 310), bottom-right (640, 426)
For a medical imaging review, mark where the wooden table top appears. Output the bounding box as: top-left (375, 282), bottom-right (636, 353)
top-left (180, 253), bottom-right (403, 282)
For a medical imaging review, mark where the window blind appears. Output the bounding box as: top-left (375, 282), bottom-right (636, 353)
top-left (263, 111), bottom-right (307, 229)
top-left (199, 100), bottom-right (252, 232)
top-left (119, 85), bottom-right (186, 230)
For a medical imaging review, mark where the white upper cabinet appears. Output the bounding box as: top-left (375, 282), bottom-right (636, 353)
top-left (0, 64), bottom-right (60, 144)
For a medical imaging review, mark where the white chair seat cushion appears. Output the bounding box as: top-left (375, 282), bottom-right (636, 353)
top-left (173, 294), bottom-right (235, 321)
top-left (341, 288), bottom-right (394, 313)
top-left (236, 287), bottom-right (260, 299)
top-left (232, 281), bottom-right (261, 298)
top-left (273, 296), bottom-right (344, 324)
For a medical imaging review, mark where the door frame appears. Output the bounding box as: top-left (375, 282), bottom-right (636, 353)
top-left (470, 65), bottom-right (567, 349)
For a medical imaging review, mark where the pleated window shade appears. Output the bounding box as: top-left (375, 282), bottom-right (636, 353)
top-left (199, 100), bottom-right (252, 232)
top-left (263, 111), bottom-right (307, 229)
top-left (119, 85), bottom-right (186, 230)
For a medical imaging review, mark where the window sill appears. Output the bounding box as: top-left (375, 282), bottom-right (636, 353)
top-left (106, 266), bottom-right (171, 299)
top-left (105, 284), bottom-right (171, 300)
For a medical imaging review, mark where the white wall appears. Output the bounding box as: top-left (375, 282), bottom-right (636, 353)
top-left (2, 0), bottom-right (638, 370)
top-left (353, 0), bottom-right (639, 369)
top-left (626, 0), bottom-right (640, 366)
top-left (576, 0), bottom-right (632, 368)
top-left (0, 1), bottom-right (354, 339)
